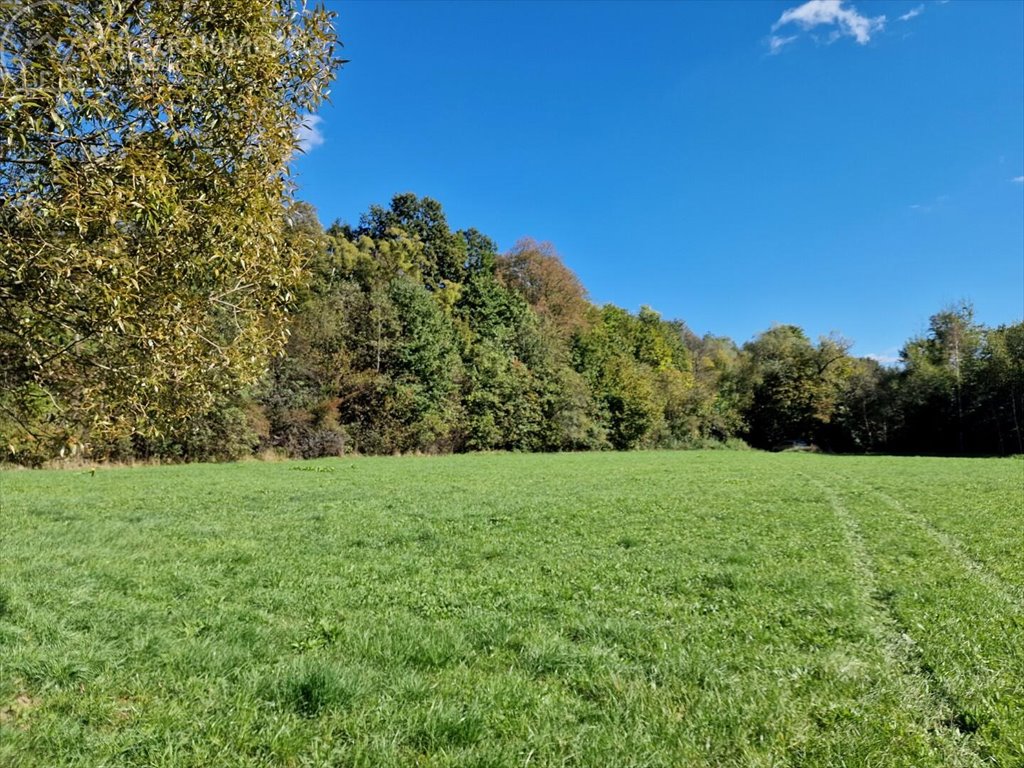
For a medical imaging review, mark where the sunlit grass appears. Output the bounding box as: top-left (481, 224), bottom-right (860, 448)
top-left (1, 452), bottom-right (1020, 766)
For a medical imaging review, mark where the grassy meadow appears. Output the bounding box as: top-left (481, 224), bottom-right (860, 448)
top-left (1, 451), bottom-right (1022, 767)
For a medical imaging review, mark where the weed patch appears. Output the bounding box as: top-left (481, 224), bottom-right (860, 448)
top-left (266, 659), bottom-right (365, 718)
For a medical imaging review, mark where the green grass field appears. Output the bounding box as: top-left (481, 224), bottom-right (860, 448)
top-left (2, 452), bottom-right (1022, 767)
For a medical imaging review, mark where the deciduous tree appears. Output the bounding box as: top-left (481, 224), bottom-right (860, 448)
top-left (0, 0), bottom-right (341, 458)
top-left (498, 238), bottom-right (590, 339)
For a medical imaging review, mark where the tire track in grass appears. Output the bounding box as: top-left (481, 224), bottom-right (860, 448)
top-left (801, 473), bottom-right (988, 766)
top-left (808, 468), bottom-right (1024, 766)
top-left (842, 475), bottom-right (1024, 612)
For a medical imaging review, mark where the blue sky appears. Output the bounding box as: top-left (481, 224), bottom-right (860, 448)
top-left (292, 0), bottom-right (1024, 361)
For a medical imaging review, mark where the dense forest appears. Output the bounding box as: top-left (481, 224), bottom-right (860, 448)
top-left (4, 192), bottom-right (1020, 465)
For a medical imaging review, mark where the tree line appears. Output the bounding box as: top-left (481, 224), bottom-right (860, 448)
top-left (5, 192), bottom-right (1019, 464)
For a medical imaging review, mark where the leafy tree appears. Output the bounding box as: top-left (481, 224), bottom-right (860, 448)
top-left (573, 306), bottom-right (660, 449)
top-left (681, 331), bottom-right (746, 442)
top-left (0, 0), bottom-right (341, 458)
top-left (276, 210), bottom-right (468, 455)
top-left (358, 193), bottom-right (467, 294)
top-left (455, 270), bottom-right (534, 353)
top-left (977, 322), bottom-right (1024, 454)
top-left (544, 365), bottom-right (608, 451)
top-left (381, 277), bottom-right (462, 450)
top-left (497, 238), bottom-right (590, 339)
top-left (261, 284), bottom-right (355, 459)
top-left (267, 273), bottom-right (464, 457)
top-left (461, 228), bottom-right (499, 277)
top-left (631, 307), bottom-right (671, 369)
top-left (454, 269), bottom-right (549, 451)
top-left (829, 357), bottom-right (900, 453)
top-left (739, 325), bottom-right (852, 449)
top-left (601, 355), bottom-right (658, 449)
top-left (898, 302), bottom-right (983, 453)
top-left (461, 342), bottom-right (544, 451)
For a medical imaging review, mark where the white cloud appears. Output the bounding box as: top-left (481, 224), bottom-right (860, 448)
top-left (295, 114), bottom-right (325, 153)
top-left (769, 34), bottom-right (799, 54)
top-left (899, 5), bottom-right (924, 22)
top-left (1013, 176), bottom-right (1024, 184)
top-left (771, 0), bottom-right (886, 48)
